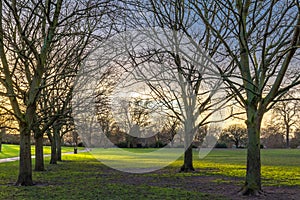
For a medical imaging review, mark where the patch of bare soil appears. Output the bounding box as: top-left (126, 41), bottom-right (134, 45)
top-left (102, 168), bottom-right (300, 200)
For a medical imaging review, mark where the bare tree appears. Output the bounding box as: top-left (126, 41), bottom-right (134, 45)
top-left (114, 97), bottom-right (153, 148)
top-left (159, 117), bottom-right (180, 147)
top-left (95, 68), bottom-right (119, 147)
top-left (261, 121), bottom-right (285, 148)
top-left (220, 124), bottom-right (248, 148)
top-left (121, 1), bottom-right (230, 172)
top-left (187, 0), bottom-right (300, 195)
top-left (272, 92), bottom-right (300, 148)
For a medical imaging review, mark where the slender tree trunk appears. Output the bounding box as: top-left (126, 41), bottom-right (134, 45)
top-left (56, 135), bottom-right (62, 161)
top-left (34, 135), bottom-right (44, 171)
top-left (286, 126), bottom-right (290, 148)
top-left (241, 109), bottom-right (263, 195)
top-left (16, 123), bottom-right (33, 186)
top-left (0, 128), bottom-right (3, 152)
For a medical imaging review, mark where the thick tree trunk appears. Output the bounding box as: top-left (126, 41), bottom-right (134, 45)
top-left (48, 128), bottom-right (58, 164)
top-left (16, 123), bottom-right (33, 186)
top-left (50, 138), bottom-right (57, 164)
top-left (180, 118), bottom-right (195, 172)
top-left (241, 109), bottom-right (263, 195)
top-left (50, 124), bottom-right (63, 164)
top-left (34, 135), bottom-right (44, 171)
top-left (180, 144), bottom-right (194, 172)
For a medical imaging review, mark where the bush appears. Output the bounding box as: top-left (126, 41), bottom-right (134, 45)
top-left (147, 141), bottom-right (167, 148)
top-left (156, 141), bottom-right (167, 148)
top-left (215, 142), bottom-right (227, 148)
top-left (78, 142), bottom-right (85, 147)
top-left (2, 134), bottom-right (20, 145)
top-left (116, 141), bottom-right (128, 148)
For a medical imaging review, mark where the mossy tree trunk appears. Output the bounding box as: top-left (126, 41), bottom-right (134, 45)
top-left (240, 104), bottom-right (264, 195)
top-left (56, 134), bottom-right (62, 161)
top-left (47, 129), bottom-right (57, 165)
top-left (16, 122), bottom-right (33, 186)
top-left (49, 135), bottom-right (57, 164)
top-left (34, 134), bottom-right (44, 171)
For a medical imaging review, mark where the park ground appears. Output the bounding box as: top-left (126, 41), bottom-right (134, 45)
top-left (0, 145), bottom-right (299, 200)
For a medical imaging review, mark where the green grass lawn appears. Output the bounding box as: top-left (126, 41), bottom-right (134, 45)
top-left (0, 144), bottom-right (82, 159)
top-left (190, 149), bottom-right (299, 186)
top-left (92, 148), bottom-right (300, 186)
top-left (0, 148), bottom-right (299, 200)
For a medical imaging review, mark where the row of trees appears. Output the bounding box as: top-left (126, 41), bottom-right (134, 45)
top-left (0, 0), bottom-right (117, 185)
top-left (0, 0), bottom-right (300, 196)
top-left (220, 123), bottom-right (300, 149)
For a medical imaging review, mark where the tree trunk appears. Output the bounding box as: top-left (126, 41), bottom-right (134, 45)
top-left (34, 135), bottom-right (44, 171)
top-left (56, 135), bottom-right (62, 161)
top-left (286, 127), bottom-right (290, 148)
top-left (180, 144), bottom-right (194, 172)
top-left (50, 137), bottom-right (57, 164)
top-left (16, 123), bottom-right (33, 186)
top-left (180, 118), bottom-right (195, 172)
top-left (48, 128), bottom-right (58, 164)
top-left (235, 140), bottom-right (239, 148)
top-left (0, 128), bottom-right (3, 152)
top-left (241, 110), bottom-right (263, 195)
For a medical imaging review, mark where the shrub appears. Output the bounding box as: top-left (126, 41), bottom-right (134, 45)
top-left (116, 141), bottom-right (128, 148)
top-left (215, 142), bottom-right (227, 148)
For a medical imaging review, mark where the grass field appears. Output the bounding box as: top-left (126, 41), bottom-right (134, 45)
top-left (0, 146), bottom-right (299, 200)
top-left (0, 144), bottom-right (83, 159)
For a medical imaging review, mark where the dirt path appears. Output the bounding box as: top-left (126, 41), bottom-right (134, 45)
top-left (101, 168), bottom-right (300, 200)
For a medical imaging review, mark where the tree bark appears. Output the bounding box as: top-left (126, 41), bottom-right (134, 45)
top-left (0, 128), bottom-right (3, 152)
top-left (240, 108), bottom-right (263, 195)
top-left (34, 135), bottom-right (44, 171)
top-left (180, 118), bottom-right (195, 172)
top-left (180, 144), bottom-right (194, 172)
top-left (16, 123), bottom-right (33, 186)
top-left (286, 126), bottom-right (290, 148)
top-left (48, 129), bottom-right (57, 164)
top-left (56, 135), bottom-right (62, 161)
top-left (50, 137), bottom-right (57, 164)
